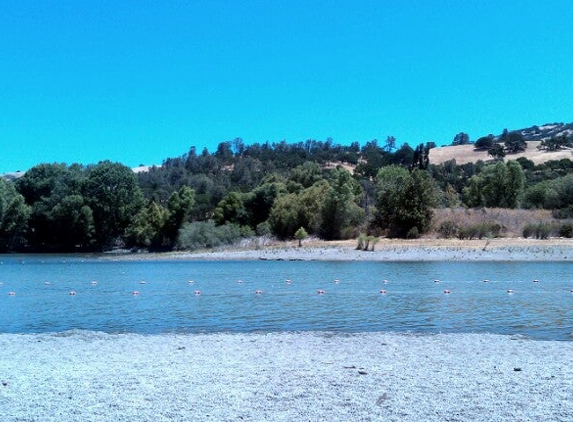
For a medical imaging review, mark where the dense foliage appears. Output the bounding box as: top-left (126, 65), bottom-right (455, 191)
top-left (2, 130), bottom-right (573, 252)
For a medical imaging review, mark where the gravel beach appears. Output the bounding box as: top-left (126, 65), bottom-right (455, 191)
top-left (1, 331), bottom-right (572, 421)
top-left (122, 238), bottom-right (573, 262)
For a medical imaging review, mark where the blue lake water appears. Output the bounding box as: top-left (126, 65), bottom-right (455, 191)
top-left (0, 255), bottom-right (572, 340)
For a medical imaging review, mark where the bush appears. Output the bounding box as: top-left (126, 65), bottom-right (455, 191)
top-left (176, 221), bottom-right (246, 250)
top-left (255, 221), bottom-right (271, 236)
top-left (406, 227), bottom-right (420, 239)
top-left (438, 221), bottom-right (458, 238)
top-left (356, 233), bottom-right (367, 250)
top-left (522, 222), bottom-right (554, 239)
top-left (457, 221), bottom-right (503, 239)
top-left (559, 223), bottom-right (573, 238)
top-left (522, 223), bottom-right (535, 239)
top-left (356, 233), bottom-right (379, 251)
top-left (552, 206), bottom-right (573, 219)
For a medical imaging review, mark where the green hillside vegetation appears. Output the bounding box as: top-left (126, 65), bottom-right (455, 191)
top-left (2, 125), bottom-right (573, 253)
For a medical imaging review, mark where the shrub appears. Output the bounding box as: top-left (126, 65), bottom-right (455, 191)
top-left (294, 227), bottom-right (308, 247)
top-left (256, 221), bottom-right (271, 236)
top-left (406, 227), bottom-right (420, 239)
top-left (522, 223), bottom-right (535, 239)
top-left (356, 233), bottom-right (367, 250)
top-left (522, 222), bottom-right (554, 239)
top-left (552, 206), bottom-right (573, 219)
top-left (356, 233), bottom-right (379, 251)
top-left (559, 223), bottom-right (573, 238)
top-left (457, 221), bottom-right (503, 239)
top-left (438, 221), bottom-right (458, 238)
top-left (368, 235), bottom-right (379, 251)
top-left (176, 221), bottom-right (245, 250)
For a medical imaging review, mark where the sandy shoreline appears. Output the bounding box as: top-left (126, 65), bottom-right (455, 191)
top-left (108, 238), bottom-right (573, 262)
top-left (0, 331), bottom-right (571, 421)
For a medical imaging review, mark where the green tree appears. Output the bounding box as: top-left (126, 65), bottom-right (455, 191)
top-left (213, 191), bottom-right (247, 226)
top-left (83, 161), bottom-right (145, 248)
top-left (126, 201), bottom-right (169, 248)
top-left (243, 182), bottom-right (286, 227)
top-left (488, 144), bottom-right (506, 161)
top-left (289, 162), bottom-right (323, 188)
top-left (294, 227), bottom-right (308, 247)
top-left (268, 193), bottom-right (302, 239)
top-left (463, 161), bottom-right (525, 208)
top-left (411, 143), bottom-right (432, 170)
top-left (164, 186), bottom-right (195, 246)
top-left (462, 175), bottom-right (484, 207)
top-left (504, 132), bottom-right (527, 154)
top-left (452, 132), bottom-right (470, 146)
top-left (319, 167), bottom-right (363, 239)
top-left (475, 135), bottom-right (494, 151)
top-left (0, 179), bottom-right (31, 251)
top-left (384, 135), bottom-right (396, 152)
top-left (482, 161), bottom-right (525, 208)
top-left (374, 166), bottom-right (438, 238)
top-left (15, 163), bottom-right (88, 250)
top-left (50, 195), bottom-right (95, 250)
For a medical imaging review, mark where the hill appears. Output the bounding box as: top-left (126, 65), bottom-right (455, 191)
top-left (430, 122), bottom-right (573, 166)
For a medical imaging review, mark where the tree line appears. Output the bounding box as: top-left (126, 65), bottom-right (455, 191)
top-left (1, 132), bottom-right (573, 252)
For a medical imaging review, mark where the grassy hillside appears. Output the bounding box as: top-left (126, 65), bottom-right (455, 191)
top-left (429, 140), bottom-right (572, 166)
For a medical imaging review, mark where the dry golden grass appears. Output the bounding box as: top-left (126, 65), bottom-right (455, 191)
top-left (429, 141), bottom-right (573, 165)
top-left (432, 207), bottom-right (557, 238)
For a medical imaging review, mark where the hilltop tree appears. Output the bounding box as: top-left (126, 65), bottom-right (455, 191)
top-left (452, 132), bottom-right (470, 146)
top-left (504, 132), bottom-right (527, 153)
top-left (488, 144), bottom-right (506, 161)
top-left (475, 135), bottom-right (494, 151)
top-left (384, 135), bottom-right (396, 152)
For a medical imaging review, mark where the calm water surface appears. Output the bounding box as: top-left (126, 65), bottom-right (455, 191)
top-left (0, 255), bottom-right (572, 340)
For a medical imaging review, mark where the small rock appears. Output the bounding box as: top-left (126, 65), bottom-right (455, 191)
top-left (376, 393), bottom-right (388, 406)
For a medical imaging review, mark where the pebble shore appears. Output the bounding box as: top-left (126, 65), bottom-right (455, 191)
top-left (1, 331), bottom-right (572, 422)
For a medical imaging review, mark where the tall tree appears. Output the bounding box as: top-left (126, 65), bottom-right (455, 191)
top-left (83, 161), bottom-right (144, 248)
top-left (163, 185), bottom-right (195, 247)
top-left (0, 179), bottom-right (31, 251)
top-left (319, 167), bottom-right (363, 239)
top-left (463, 161), bottom-right (525, 208)
top-left (384, 135), bottom-right (396, 152)
top-left (374, 166), bottom-right (438, 238)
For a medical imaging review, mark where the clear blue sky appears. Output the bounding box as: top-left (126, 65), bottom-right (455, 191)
top-left (1, 1), bottom-right (572, 173)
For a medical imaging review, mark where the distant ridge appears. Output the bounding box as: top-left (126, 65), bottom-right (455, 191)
top-left (495, 122), bottom-right (573, 142)
top-left (2, 122), bottom-right (571, 179)
top-left (1, 171), bottom-right (25, 181)
top-left (431, 121), bottom-right (573, 166)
